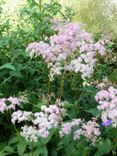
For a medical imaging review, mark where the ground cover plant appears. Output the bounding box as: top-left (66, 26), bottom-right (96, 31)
top-left (0, 0), bottom-right (117, 156)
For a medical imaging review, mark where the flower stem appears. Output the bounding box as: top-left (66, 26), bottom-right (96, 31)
top-left (58, 73), bottom-right (65, 99)
top-left (113, 129), bottom-right (117, 155)
top-left (48, 77), bottom-right (50, 95)
top-left (39, 0), bottom-right (42, 11)
top-left (32, 142), bottom-right (34, 156)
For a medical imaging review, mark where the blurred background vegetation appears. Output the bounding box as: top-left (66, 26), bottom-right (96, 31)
top-left (1, 0), bottom-right (117, 38)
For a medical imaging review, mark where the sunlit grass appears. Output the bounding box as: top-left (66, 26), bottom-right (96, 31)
top-left (1, 0), bottom-right (117, 39)
top-left (73, 0), bottom-right (117, 39)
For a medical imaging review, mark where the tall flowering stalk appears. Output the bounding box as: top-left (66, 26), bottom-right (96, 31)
top-left (26, 22), bottom-right (106, 81)
top-left (1, 21), bottom-right (114, 150)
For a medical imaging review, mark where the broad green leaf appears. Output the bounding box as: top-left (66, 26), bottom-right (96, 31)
top-left (0, 63), bottom-right (16, 71)
top-left (17, 136), bottom-right (27, 156)
top-left (9, 71), bottom-right (23, 78)
top-left (85, 108), bottom-right (101, 116)
top-left (41, 128), bottom-right (57, 144)
top-left (3, 146), bottom-right (14, 153)
top-left (26, 144), bottom-right (48, 156)
top-left (40, 146), bottom-right (48, 156)
top-left (94, 139), bottom-right (112, 156)
top-left (8, 135), bottom-right (19, 145)
top-left (0, 146), bottom-right (14, 156)
top-left (11, 49), bottom-right (29, 62)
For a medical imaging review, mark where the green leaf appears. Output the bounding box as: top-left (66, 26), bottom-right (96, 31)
top-left (0, 146), bottom-right (14, 156)
top-left (41, 128), bottom-right (57, 144)
top-left (94, 139), bottom-right (112, 156)
top-left (85, 108), bottom-right (101, 116)
top-left (9, 71), bottom-right (23, 78)
top-left (26, 144), bottom-right (48, 156)
top-left (40, 146), bottom-right (48, 156)
top-left (0, 93), bottom-right (4, 97)
top-left (0, 142), bottom-right (6, 151)
top-left (0, 63), bottom-right (16, 71)
top-left (11, 49), bottom-right (29, 62)
top-left (8, 135), bottom-right (19, 145)
top-left (57, 135), bottom-right (70, 151)
top-left (17, 136), bottom-right (27, 156)
top-left (4, 146), bottom-right (14, 153)
top-left (17, 143), bottom-right (26, 156)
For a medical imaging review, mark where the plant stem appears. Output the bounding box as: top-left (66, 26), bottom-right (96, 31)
top-left (113, 129), bottom-right (117, 155)
top-left (68, 140), bottom-right (86, 156)
top-left (0, 146), bottom-right (8, 154)
top-left (39, 0), bottom-right (42, 11)
top-left (48, 76), bottom-right (50, 95)
top-left (32, 142), bottom-right (34, 156)
top-left (0, 75), bottom-right (13, 87)
top-left (58, 73), bottom-right (65, 99)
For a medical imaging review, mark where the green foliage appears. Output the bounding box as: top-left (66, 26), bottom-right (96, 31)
top-left (0, 0), bottom-right (117, 156)
top-left (95, 139), bottom-right (112, 156)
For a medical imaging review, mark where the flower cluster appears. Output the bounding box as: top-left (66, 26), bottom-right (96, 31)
top-left (11, 101), bottom-right (66, 142)
top-left (60, 118), bottom-right (100, 143)
top-left (26, 22), bottom-right (106, 80)
top-left (11, 110), bottom-right (32, 124)
top-left (20, 125), bottom-right (39, 142)
top-left (95, 86), bottom-right (117, 127)
top-left (0, 97), bottom-right (22, 113)
top-left (59, 119), bottom-right (82, 137)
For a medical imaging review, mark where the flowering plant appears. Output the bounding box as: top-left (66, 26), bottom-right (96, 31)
top-left (26, 22), bottom-right (106, 80)
top-left (0, 1), bottom-right (117, 155)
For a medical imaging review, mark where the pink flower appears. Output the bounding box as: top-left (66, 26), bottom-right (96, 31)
top-left (0, 99), bottom-right (7, 113)
top-left (26, 22), bottom-right (106, 80)
top-left (12, 101), bottom-right (67, 142)
top-left (0, 97), bottom-right (23, 113)
top-left (60, 123), bottom-right (72, 137)
top-left (96, 86), bottom-right (117, 127)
